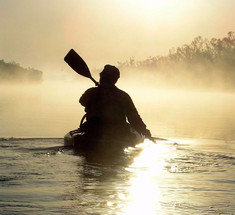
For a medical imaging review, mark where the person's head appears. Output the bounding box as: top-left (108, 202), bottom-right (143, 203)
top-left (99, 65), bottom-right (120, 85)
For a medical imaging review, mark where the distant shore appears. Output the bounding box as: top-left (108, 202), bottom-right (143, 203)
top-left (0, 60), bottom-right (43, 83)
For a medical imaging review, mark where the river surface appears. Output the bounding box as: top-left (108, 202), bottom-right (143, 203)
top-left (0, 137), bottom-right (234, 215)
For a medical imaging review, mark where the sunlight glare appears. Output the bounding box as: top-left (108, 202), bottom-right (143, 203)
top-left (128, 139), bottom-right (170, 175)
top-left (125, 175), bottom-right (161, 215)
top-left (123, 139), bottom-right (174, 214)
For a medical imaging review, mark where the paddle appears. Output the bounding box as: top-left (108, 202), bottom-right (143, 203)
top-left (64, 49), bottom-right (99, 86)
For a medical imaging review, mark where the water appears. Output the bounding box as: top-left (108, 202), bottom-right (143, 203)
top-left (0, 137), bottom-right (234, 215)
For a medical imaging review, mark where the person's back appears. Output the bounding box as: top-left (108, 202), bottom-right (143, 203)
top-left (79, 65), bottom-right (152, 140)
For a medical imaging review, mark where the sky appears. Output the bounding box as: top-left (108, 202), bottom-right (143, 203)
top-left (0, 0), bottom-right (235, 75)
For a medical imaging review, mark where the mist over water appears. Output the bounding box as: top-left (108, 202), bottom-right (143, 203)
top-left (0, 73), bottom-right (235, 144)
top-left (0, 81), bottom-right (84, 138)
top-left (122, 82), bottom-right (235, 142)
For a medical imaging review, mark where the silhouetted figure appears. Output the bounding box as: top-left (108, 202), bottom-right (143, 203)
top-left (79, 65), bottom-right (151, 142)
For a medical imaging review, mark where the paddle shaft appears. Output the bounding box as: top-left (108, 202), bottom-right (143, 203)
top-left (90, 76), bottom-right (99, 86)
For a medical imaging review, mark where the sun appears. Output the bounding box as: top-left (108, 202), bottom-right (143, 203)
top-left (123, 0), bottom-right (182, 19)
top-left (130, 0), bottom-right (173, 8)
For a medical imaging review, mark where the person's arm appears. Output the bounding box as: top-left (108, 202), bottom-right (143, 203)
top-left (124, 93), bottom-right (152, 138)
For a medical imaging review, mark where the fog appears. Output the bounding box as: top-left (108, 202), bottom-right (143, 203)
top-left (0, 72), bottom-right (235, 142)
top-left (0, 81), bottom-right (84, 138)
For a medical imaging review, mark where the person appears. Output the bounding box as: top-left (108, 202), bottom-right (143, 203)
top-left (79, 64), bottom-right (152, 141)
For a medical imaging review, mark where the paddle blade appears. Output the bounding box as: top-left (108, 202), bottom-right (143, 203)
top-left (64, 49), bottom-right (91, 78)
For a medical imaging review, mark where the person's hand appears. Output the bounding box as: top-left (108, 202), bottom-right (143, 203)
top-left (144, 129), bottom-right (156, 143)
top-left (144, 129), bottom-right (152, 138)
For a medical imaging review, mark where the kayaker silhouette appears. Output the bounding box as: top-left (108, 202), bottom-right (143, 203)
top-left (79, 65), bottom-right (152, 141)
top-left (64, 49), bottom-right (153, 150)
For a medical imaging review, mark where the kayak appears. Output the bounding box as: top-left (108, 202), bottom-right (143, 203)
top-left (64, 127), bottom-right (144, 153)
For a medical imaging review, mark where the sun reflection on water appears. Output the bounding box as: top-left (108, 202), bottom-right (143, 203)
top-left (122, 139), bottom-right (175, 214)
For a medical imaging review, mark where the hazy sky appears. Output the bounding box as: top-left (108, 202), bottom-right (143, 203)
top-left (0, 0), bottom-right (235, 74)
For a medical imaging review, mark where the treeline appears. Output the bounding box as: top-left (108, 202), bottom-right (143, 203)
top-left (0, 60), bottom-right (43, 83)
top-left (118, 32), bottom-right (235, 90)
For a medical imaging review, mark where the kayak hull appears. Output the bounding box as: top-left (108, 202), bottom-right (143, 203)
top-left (64, 128), bottom-right (144, 153)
